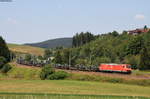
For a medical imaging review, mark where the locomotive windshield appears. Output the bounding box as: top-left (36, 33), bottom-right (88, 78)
top-left (127, 65), bottom-right (131, 68)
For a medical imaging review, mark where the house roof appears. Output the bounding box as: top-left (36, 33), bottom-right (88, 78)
top-left (128, 28), bottom-right (150, 34)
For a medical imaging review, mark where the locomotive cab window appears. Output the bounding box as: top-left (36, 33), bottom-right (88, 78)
top-left (127, 65), bottom-right (131, 68)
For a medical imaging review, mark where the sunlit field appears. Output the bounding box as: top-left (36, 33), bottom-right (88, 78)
top-left (8, 44), bottom-right (44, 55)
top-left (0, 80), bottom-right (150, 98)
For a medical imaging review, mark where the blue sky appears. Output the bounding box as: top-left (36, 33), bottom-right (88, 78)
top-left (0, 0), bottom-right (149, 44)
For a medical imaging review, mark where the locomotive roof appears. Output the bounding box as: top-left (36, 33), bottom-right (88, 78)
top-left (101, 63), bottom-right (129, 65)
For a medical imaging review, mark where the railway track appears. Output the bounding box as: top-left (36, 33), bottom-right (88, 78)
top-left (14, 61), bottom-right (150, 80)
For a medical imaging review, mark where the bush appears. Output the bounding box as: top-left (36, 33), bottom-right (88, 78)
top-left (40, 64), bottom-right (55, 80)
top-left (1, 64), bottom-right (12, 73)
top-left (48, 71), bottom-right (69, 80)
top-left (0, 56), bottom-right (7, 69)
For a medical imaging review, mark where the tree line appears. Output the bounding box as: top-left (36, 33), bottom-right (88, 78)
top-left (72, 32), bottom-right (95, 47)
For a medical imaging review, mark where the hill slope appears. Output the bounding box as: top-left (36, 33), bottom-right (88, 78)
top-left (8, 44), bottom-right (44, 55)
top-left (25, 38), bottom-right (72, 48)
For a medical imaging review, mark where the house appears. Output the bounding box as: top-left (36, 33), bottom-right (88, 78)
top-left (128, 28), bottom-right (150, 35)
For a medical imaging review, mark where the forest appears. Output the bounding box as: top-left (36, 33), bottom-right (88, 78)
top-left (53, 29), bottom-right (150, 70)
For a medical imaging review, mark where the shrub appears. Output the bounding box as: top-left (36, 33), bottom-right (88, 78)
top-left (0, 56), bottom-right (7, 69)
top-left (48, 71), bottom-right (69, 80)
top-left (1, 64), bottom-right (12, 73)
top-left (40, 64), bottom-right (55, 80)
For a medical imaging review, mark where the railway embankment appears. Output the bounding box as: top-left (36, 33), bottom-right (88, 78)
top-left (0, 62), bottom-right (149, 86)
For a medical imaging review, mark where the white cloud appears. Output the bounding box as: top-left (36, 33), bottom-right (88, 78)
top-left (135, 14), bottom-right (145, 20)
top-left (7, 17), bottom-right (18, 24)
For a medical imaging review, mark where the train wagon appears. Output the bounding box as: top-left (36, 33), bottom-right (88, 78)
top-left (99, 63), bottom-right (132, 74)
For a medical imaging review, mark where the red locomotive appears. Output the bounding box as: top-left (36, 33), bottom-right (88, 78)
top-left (99, 63), bottom-right (132, 74)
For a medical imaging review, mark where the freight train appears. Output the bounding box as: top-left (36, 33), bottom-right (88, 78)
top-left (17, 59), bottom-right (132, 74)
top-left (53, 64), bottom-right (132, 74)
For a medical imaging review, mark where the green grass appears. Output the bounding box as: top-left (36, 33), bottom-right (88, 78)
top-left (0, 63), bottom-right (41, 80)
top-left (0, 93), bottom-right (149, 99)
top-left (0, 64), bottom-right (150, 98)
top-left (0, 80), bottom-right (150, 97)
top-left (8, 43), bottom-right (44, 55)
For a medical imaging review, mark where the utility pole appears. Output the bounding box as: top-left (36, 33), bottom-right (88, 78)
top-left (69, 50), bottom-right (71, 67)
top-left (90, 53), bottom-right (91, 65)
top-left (90, 50), bottom-right (93, 65)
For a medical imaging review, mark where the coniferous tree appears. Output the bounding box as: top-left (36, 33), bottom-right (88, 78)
top-left (0, 36), bottom-right (10, 61)
top-left (144, 25), bottom-right (148, 30)
top-left (72, 32), bottom-right (95, 47)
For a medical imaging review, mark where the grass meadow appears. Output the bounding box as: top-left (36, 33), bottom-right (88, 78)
top-left (0, 53), bottom-right (149, 99)
top-left (0, 80), bottom-right (150, 97)
top-left (8, 44), bottom-right (44, 55)
top-left (0, 62), bottom-right (150, 86)
top-left (0, 65), bottom-right (149, 99)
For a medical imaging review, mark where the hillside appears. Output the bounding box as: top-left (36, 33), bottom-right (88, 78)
top-left (55, 31), bottom-right (150, 70)
top-left (8, 44), bottom-right (44, 55)
top-left (25, 38), bottom-right (72, 48)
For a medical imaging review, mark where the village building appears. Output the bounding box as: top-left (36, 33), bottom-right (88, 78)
top-left (128, 28), bottom-right (150, 35)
